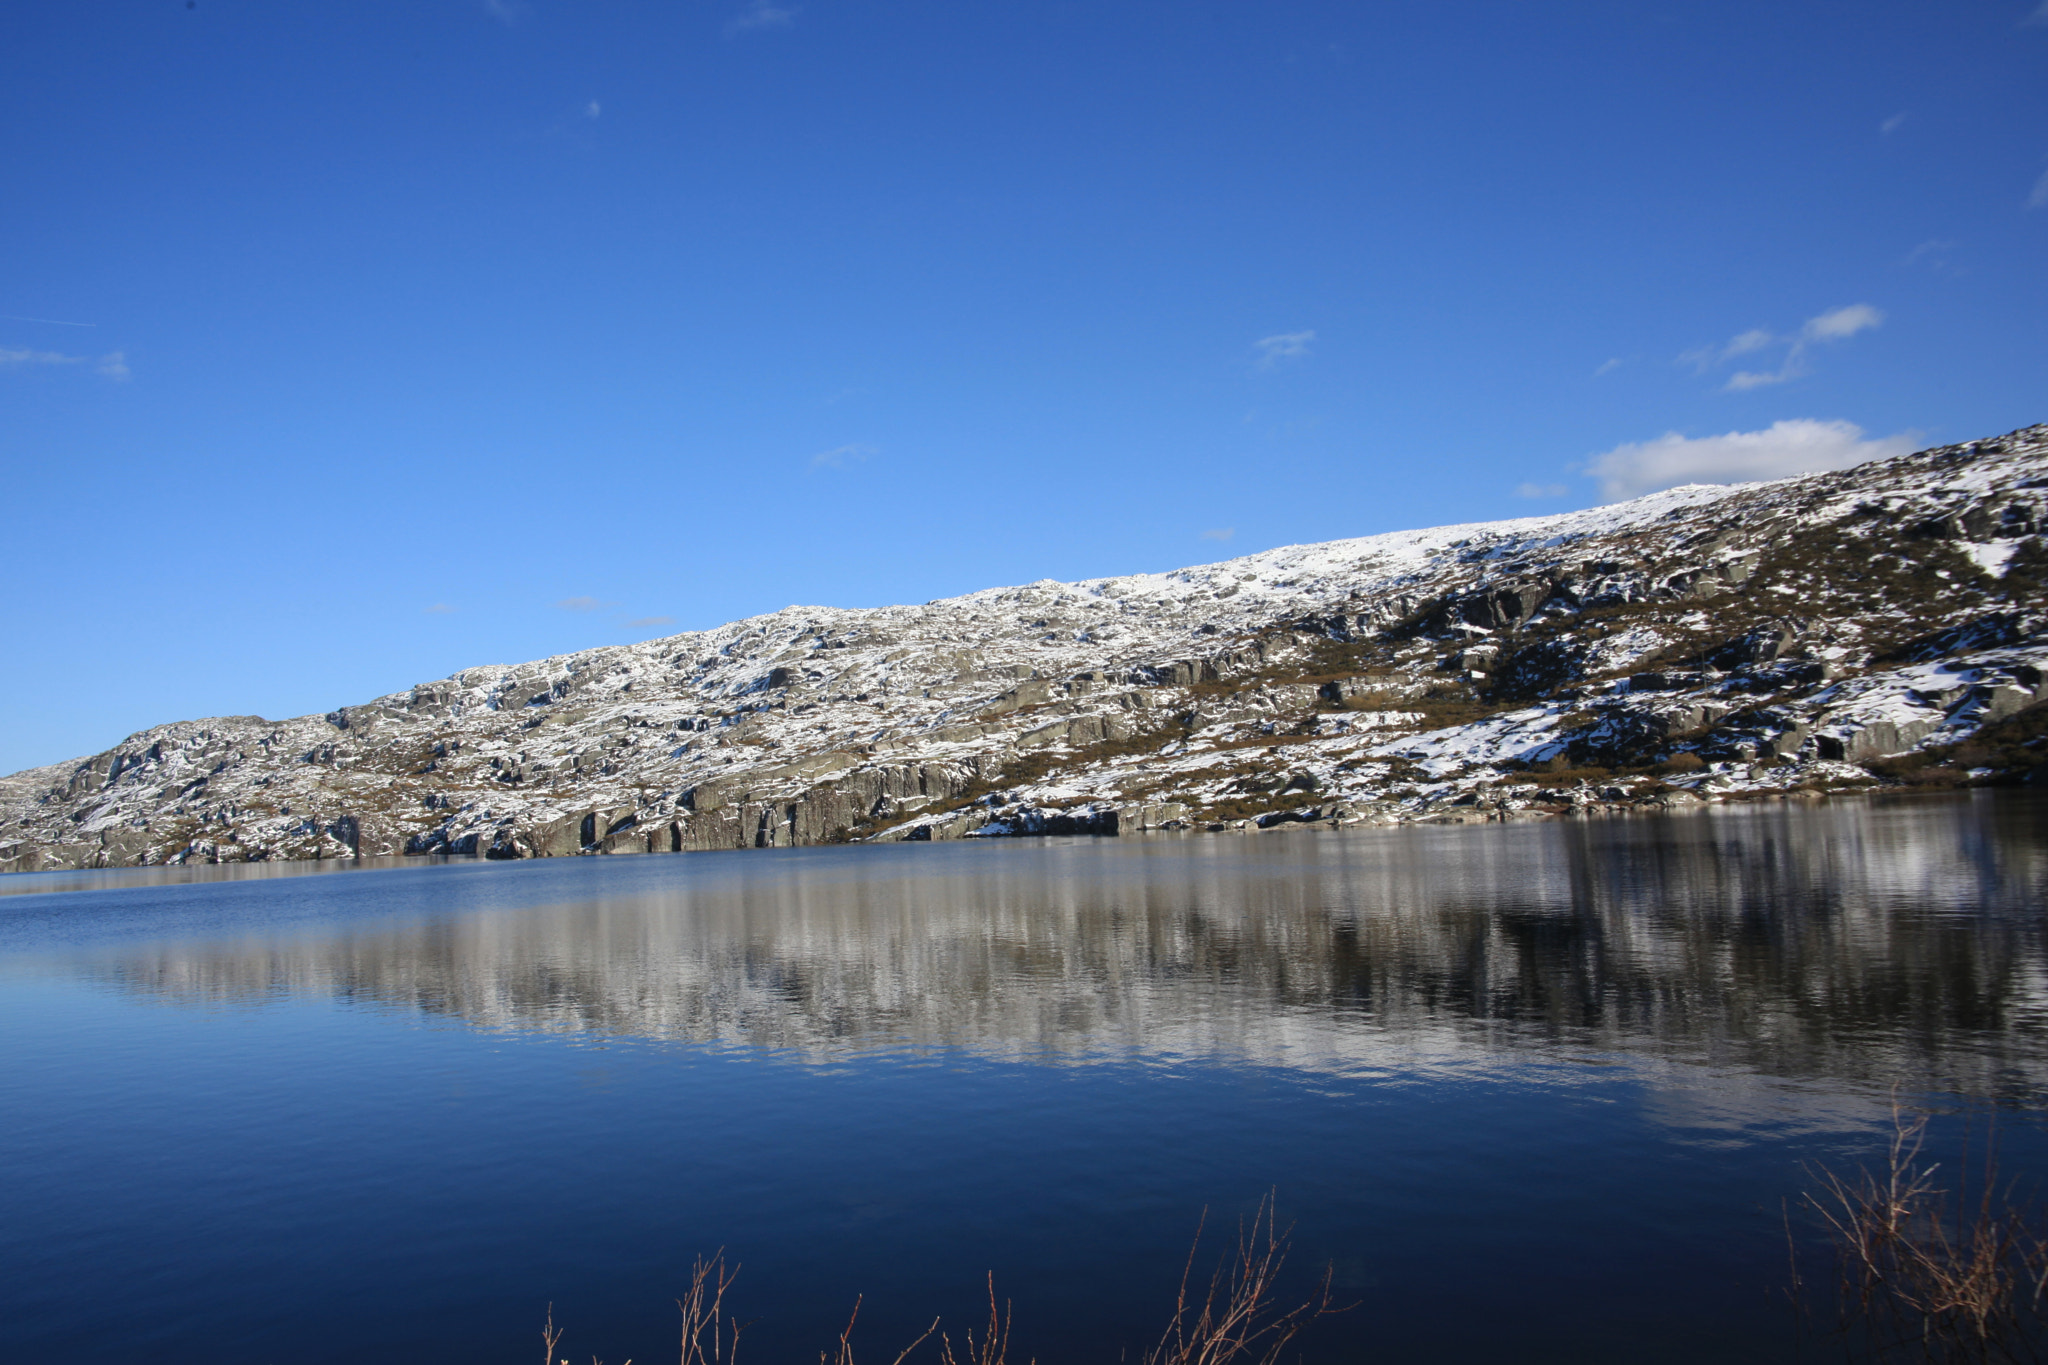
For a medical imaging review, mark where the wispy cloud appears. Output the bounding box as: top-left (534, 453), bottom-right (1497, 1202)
top-left (2025, 1), bottom-right (2048, 26)
top-left (1880, 111), bottom-right (1909, 135)
top-left (556, 596), bottom-right (606, 612)
top-left (584, 99), bottom-right (601, 119)
top-left (725, 0), bottom-right (794, 34)
top-left (1585, 419), bottom-right (1919, 503)
top-left (1, 346), bottom-right (128, 379)
top-left (1200, 527), bottom-right (1235, 542)
top-left (0, 314), bottom-right (93, 327)
top-left (1515, 482), bottom-right (1569, 499)
top-left (1679, 330), bottom-right (1768, 373)
top-left (482, 0), bottom-right (530, 23)
top-left (2029, 165), bottom-right (2048, 210)
top-left (1899, 239), bottom-right (1957, 269)
top-left (1592, 357), bottom-right (1623, 377)
top-left (1254, 330), bottom-right (1314, 368)
top-left (0, 347), bottom-right (82, 366)
top-left (423, 603), bottom-right (455, 615)
top-left (1801, 303), bottom-right (1883, 341)
top-left (1681, 304), bottom-right (1884, 391)
top-left (626, 615), bottom-right (675, 629)
top-left (809, 442), bottom-right (877, 470)
top-left (1721, 328), bottom-right (1776, 360)
top-left (1723, 369), bottom-right (1793, 392)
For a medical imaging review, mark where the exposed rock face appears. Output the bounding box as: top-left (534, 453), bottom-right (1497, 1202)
top-left (5, 425), bottom-right (2047, 872)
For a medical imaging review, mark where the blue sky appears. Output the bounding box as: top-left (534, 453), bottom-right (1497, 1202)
top-left (3, 0), bottom-right (2044, 774)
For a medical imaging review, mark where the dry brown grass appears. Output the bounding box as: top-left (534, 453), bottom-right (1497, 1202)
top-left (1797, 1106), bottom-right (2048, 1363)
top-left (539, 1195), bottom-right (1342, 1365)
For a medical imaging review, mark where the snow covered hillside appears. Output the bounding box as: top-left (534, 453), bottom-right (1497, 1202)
top-left (6, 424), bottom-right (2046, 872)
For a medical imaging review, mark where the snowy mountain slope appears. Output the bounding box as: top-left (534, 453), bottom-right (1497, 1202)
top-left (5, 424), bottom-right (2046, 872)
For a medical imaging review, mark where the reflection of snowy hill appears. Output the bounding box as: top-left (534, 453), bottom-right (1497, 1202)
top-left (94, 798), bottom-right (2048, 1106)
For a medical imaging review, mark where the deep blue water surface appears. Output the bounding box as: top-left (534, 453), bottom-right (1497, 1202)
top-left (4, 794), bottom-right (2046, 1363)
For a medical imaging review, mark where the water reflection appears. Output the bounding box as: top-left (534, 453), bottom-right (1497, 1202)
top-left (87, 794), bottom-right (2048, 1099)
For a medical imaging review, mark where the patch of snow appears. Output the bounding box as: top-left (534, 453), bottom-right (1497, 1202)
top-left (1963, 542), bottom-right (2018, 579)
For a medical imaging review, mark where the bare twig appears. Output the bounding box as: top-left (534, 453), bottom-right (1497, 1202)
top-left (938, 1273), bottom-right (1017, 1365)
top-left (540, 1198), bottom-right (1349, 1365)
top-left (891, 1315), bottom-right (942, 1365)
top-left (1143, 1192), bottom-right (1349, 1365)
top-left (678, 1249), bottom-right (747, 1365)
top-left (1800, 1102), bottom-right (2048, 1363)
top-left (823, 1295), bottom-right (863, 1365)
top-left (544, 1303), bottom-right (564, 1365)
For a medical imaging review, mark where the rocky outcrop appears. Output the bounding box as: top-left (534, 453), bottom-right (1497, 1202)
top-left (4, 425), bottom-right (2047, 872)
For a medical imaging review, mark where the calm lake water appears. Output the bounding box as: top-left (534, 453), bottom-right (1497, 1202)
top-left (4, 793), bottom-right (2046, 1364)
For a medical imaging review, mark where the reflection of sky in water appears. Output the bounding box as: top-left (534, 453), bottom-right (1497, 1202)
top-left (6, 793), bottom-right (2047, 1365)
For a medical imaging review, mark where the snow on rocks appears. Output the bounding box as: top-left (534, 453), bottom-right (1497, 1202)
top-left (4, 424), bottom-right (2048, 871)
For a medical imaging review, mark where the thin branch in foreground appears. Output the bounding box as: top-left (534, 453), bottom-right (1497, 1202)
top-left (543, 1302), bottom-right (564, 1365)
top-left (816, 1292), bottom-right (940, 1365)
top-left (1144, 1192), bottom-right (1349, 1365)
top-left (678, 1249), bottom-right (746, 1365)
top-left (1801, 1104), bottom-right (2048, 1363)
top-left (540, 1194), bottom-right (1346, 1365)
top-left (939, 1272), bottom-right (1022, 1365)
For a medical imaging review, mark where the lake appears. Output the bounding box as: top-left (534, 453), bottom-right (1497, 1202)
top-left (4, 793), bottom-right (2045, 1364)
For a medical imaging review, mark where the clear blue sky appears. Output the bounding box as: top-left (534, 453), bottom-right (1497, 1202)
top-left (3, 0), bottom-right (2043, 774)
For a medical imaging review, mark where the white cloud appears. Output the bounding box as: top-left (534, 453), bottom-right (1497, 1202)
top-left (1880, 111), bottom-right (1908, 135)
top-left (423, 603), bottom-right (455, 615)
top-left (725, 1), bottom-right (794, 33)
top-left (1, 346), bottom-right (128, 379)
top-left (584, 100), bottom-right (601, 119)
top-left (1585, 419), bottom-right (1920, 503)
top-left (2029, 166), bottom-right (2048, 210)
top-left (1680, 327), bottom-right (1773, 374)
top-left (0, 314), bottom-right (93, 327)
top-left (1724, 367), bottom-right (1792, 391)
top-left (1253, 330), bottom-right (1314, 367)
top-left (626, 615), bottom-right (675, 629)
top-left (2025, 1), bottom-right (2048, 26)
top-left (1721, 328), bottom-right (1776, 360)
top-left (482, 0), bottom-right (530, 24)
top-left (1801, 303), bottom-right (1884, 342)
top-left (556, 596), bottom-right (605, 612)
top-left (1679, 304), bottom-right (1884, 391)
top-left (1200, 527), bottom-right (1235, 541)
top-left (1515, 482), bottom-right (1569, 499)
top-left (1592, 358), bottom-right (1622, 377)
top-left (809, 442), bottom-right (876, 470)
top-left (1899, 239), bottom-right (1956, 268)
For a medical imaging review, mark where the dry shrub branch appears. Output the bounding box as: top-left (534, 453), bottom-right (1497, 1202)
top-left (538, 1194), bottom-right (1343, 1365)
top-left (1801, 1106), bottom-right (2048, 1363)
top-left (1145, 1194), bottom-right (1344, 1365)
top-left (936, 1273), bottom-right (1017, 1365)
top-left (678, 1250), bottom-right (745, 1365)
